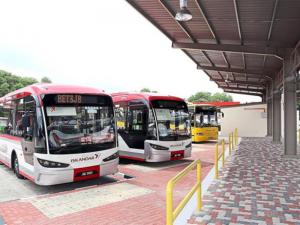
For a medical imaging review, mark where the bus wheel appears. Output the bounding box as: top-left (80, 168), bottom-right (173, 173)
top-left (13, 154), bottom-right (24, 179)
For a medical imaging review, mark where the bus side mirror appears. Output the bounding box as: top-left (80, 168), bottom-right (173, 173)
top-left (22, 114), bottom-right (30, 129)
top-left (222, 112), bottom-right (224, 118)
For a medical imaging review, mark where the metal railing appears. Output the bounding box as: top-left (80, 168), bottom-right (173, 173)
top-left (166, 129), bottom-right (239, 224)
top-left (215, 129), bottom-right (238, 179)
top-left (166, 159), bottom-right (202, 225)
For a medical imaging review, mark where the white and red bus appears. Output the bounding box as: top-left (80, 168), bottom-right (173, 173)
top-left (0, 84), bottom-right (118, 185)
top-left (112, 93), bottom-right (192, 162)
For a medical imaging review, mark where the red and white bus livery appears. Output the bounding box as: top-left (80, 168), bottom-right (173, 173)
top-left (0, 84), bottom-right (118, 185)
top-left (112, 93), bottom-right (192, 162)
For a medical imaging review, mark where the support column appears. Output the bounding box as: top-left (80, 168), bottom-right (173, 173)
top-left (272, 89), bottom-right (281, 143)
top-left (266, 82), bottom-right (273, 136)
top-left (267, 99), bottom-right (273, 136)
top-left (283, 58), bottom-right (297, 156)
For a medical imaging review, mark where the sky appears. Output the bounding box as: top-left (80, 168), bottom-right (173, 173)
top-left (0, 0), bottom-right (261, 103)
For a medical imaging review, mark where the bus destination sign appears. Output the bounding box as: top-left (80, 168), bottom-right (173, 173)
top-left (56, 95), bottom-right (82, 104)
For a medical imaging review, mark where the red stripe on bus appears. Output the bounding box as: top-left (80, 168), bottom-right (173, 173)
top-left (0, 134), bottom-right (22, 142)
top-left (0, 158), bottom-right (34, 181)
top-left (119, 155), bottom-right (145, 161)
top-left (0, 158), bottom-right (11, 168)
top-left (19, 171), bottom-right (35, 182)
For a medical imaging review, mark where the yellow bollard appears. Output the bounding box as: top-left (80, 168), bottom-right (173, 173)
top-left (214, 143), bottom-right (219, 179)
top-left (229, 134), bottom-right (232, 155)
top-left (235, 128), bottom-right (238, 145)
top-left (222, 139), bottom-right (225, 167)
top-left (166, 183), bottom-right (174, 225)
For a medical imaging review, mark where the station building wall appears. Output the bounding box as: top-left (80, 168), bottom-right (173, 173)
top-left (219, 103), bottom-right (267, 137)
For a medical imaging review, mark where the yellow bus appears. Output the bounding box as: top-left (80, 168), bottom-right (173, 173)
top-left (188, 103), bottom-right (220, 142)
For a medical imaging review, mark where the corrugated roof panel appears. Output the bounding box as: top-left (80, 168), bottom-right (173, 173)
top-left (226, 52), bottom-right (244, 68)
top-left (205, 51), bottom-right (227, 67)
top-left (238, 0), bottom-right (274, 42)
top-left (268, 0), bottom-right (300, 45)
top-left (199, 0), bottom-right (241, 42)
top-left (186, 50), bottom-right (211, 66)
top-left (245, 55), bottom-right (265, 70)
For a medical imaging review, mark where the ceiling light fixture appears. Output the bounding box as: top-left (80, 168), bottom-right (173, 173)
top-left (175, 0), bottom-right (192, 22)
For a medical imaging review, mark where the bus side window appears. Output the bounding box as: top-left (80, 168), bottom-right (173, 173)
top-left (115, 103), bottom-right (127, 131)
top-left (23, 96), bottom-right (36, 141)
top-left (127, 101), bottom-right (147, 133)
top-left (0, 106), bottom-right (9, 134)
top-left (14, 96), bottom-right (36, 141)
top-left (14, 99), bottom-right (24, 137)
top-left (0, 101), bottom-right (14, 135)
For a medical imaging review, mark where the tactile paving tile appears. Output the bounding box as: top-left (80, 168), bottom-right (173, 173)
top-left (25, 182), bottom-right (154, 218)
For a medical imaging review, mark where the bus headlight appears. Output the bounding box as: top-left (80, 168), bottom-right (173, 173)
top-left (103, 152), bottom-right (119, 162)
top-left (37, 158), bottom-right (69, 168)
top-left (149, 143), bottom-right (169, 150)
top-left (197, 133), bottom-right (204, 136)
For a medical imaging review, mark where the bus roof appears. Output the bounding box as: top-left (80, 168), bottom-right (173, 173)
top-left (0, 83), bottom-right (108, 103)
top-left (191, 102), bottom-right (240, 107)
top-left (111, 92), bottom-right (185, 103)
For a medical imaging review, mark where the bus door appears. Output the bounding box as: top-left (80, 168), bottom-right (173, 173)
top-left (124, 100), bottom-right (148, 149)
top-left (19, 96), bottom-right (36, 166)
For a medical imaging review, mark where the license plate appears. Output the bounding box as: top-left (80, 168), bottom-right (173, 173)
top-left (171, 150), bottom-right (184, 160)
top-left (73, 165), bottom-right (100, 182)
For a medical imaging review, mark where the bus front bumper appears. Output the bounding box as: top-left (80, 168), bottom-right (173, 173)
top-left (34, 158), bottom-right (119, 186)
top-left (146, 148), bottom-right (192, 162)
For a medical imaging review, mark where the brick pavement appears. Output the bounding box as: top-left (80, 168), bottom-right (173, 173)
top-left (0, 142), bottom-right (216, 225)
top-left (188, 137), bottom-right (300, 225)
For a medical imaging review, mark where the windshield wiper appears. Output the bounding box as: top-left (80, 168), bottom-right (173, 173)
top-left (50, 145), bottom-right (82, 154)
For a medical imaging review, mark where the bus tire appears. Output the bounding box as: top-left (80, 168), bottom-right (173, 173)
top-left (12, 153), bottom-right (24, 179)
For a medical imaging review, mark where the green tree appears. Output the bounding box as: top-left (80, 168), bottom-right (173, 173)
top-left (187, 92), bottom-right (212, 102)
top-left (41, 76), bottom-right (52, 83)
top-left (211, 93), bottom-right (233, 102)
top-left (140, 88), bottom-right (151, 92)
top-left (0, 70), bottom-right (38, 97)
top-left (140, 88), bottom-right (157, 93)
top-left (188, 91), bottom-right (233, 102)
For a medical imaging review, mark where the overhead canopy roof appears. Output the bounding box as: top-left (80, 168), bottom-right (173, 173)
top-left (126, 0), bottom-right (300, 98)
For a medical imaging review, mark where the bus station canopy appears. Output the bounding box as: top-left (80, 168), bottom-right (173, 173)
top-left (126, 0), bottom-right (300, 99)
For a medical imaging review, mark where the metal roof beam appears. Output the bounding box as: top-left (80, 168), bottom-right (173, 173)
top-left (194, 0), bottom-right (218, 41)
top-left (223, 90), bottom-right (263, 97)
top-left (267, 0), bottom-right (279, 42)
top-left (219, 86), bottom-right (265, 92)
top-left (213, 79), bottom-right (266, 87)
top-left (233, 0), bottom-right (243, 45)
top-left (173, 42), bottom-right (284, 60)
top-left (197, 65), bottom-right (274, 78)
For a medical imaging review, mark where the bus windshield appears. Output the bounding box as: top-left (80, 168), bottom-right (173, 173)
top-left (43, 94), bottom-right (115, 154)
top-left (151, 100), bottom-right (191, 141)
top-left (194, 107), bottom-right (218, 127)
